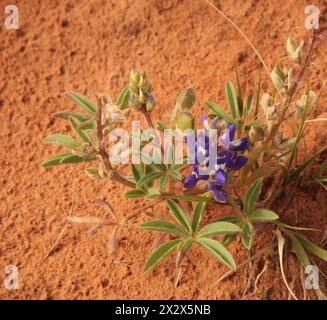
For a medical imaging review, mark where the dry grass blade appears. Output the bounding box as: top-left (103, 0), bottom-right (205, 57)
top-left (175, 267), bottom-right (183, 288)
top-left (210, 245), bottom-right (275, 288)
top-left (108, 226), bottom-right (118, 254)
top-left (93, 198), bottom-right (118, 221)
top-left (44, 198), bottom-right (75, 259)
top-left (67, 216), bottom-right (116, 225)
top-left (276, 229), bottom-right (298, 300)
top-left (113, 260), bottom-right (132, 267)
top-left (203, 0), bottom-right (270, 78)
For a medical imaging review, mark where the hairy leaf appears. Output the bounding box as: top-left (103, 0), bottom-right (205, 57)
top-left (197, 238), bottom-right (236, 270)
top-left (144, 239), bottom-right (182, 273)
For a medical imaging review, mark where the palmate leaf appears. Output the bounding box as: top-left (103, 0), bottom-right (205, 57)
top-left (198, 222), bottom-right (241, 238)
top-left (205, 102), bottom-right (234, 124)
top-left (225, 81), bottom-right (238, 119)
top-left (249, 209), bottom-right (279, 221)
top-left (166, 199), bottom-right (191, 233)
top-left (43, 134), bottom-right (82, 149)
top-left (139, 220), bottom-right (188, 237)
top-left (197, 238), bottom-right (236, 271)
top-left (65, 92), bottom-right (97, 114)
top-left (244, 178), bottom-right (263, 216)
top-left (136, 172), bottom-right (163, 188)
top-left (41, 153), bottom-right (96, 167)
top-left (143, 239), bottom-right (183, 273)
top-left (191, 201), bottom-right (207, 234)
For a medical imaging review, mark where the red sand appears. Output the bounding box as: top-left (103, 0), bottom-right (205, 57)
top-left (0, 0), bottom-right (326, 299)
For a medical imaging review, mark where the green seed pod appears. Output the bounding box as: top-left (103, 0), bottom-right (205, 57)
top-left (174, 111), bottom-right (194, 130)
top-left (270, 65), bottom-right (286, 91)
top-left (176, 86), bottom-right (196, 111)
top-left (130, 70), bottom-right (140, 95)
top-left (286, 37), bottom-right (303, 63)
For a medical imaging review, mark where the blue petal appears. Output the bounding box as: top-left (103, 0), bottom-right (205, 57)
top-left (215, 169), bottom-right (227, 187)
top-left (229, 138), bottom-right (249, 152)
top-left (227, 155), bottom-right (248, 170)
top-left (228, 124), bottom-right (236, 141)
top-left (184, 174), bottom-right (198, 188)
top-left (213, 189), bottom-right (228, 203)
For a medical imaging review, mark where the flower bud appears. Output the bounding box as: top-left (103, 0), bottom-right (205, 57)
top-left (176, 86), bottom-right (196, 111)
top-left (295, 90), bottom-right (317, 116)
top-left (145, 94), bottom-right (155, 112)
top-left (174, 111), bottom-right (194, 130)
top-left (130, 70), bottom-right (140, 94)
top-left (286, 37), bottom-right (304, 63)
top-left (129, 70), bottom-right (154, 112)
top-left (271, 65), bottom-right (286, 91)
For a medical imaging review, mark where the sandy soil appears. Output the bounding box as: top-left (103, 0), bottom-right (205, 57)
top-left (0, 0), bottom-right (326, 299)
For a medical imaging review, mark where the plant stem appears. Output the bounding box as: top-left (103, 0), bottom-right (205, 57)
top-left (96, 96), bottom-right (135, 188)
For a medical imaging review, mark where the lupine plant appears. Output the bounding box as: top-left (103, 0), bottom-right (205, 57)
top-left (42, 31), bottom-right (327, 298)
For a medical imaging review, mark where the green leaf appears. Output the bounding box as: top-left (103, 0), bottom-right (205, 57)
top-left (140, 220), bottom-right (188, 237)
top-left (116, 85), bottom-right (130, 110)
top-left (205, 102), bottom-right (234, 123)
top-left (125, 189), bottom-right (146, 198)
top-left (59, 154), bottom-right (96, 165)
top-left (221, 234), bottom-right (237, 247)
top-left (144, 239), bottom-right (182, 273)
top-left (246, 95), bottom-right (254, 116)
top-left (191, 201), bottom-right (207, 235)
top-left (176, 239), bottom-right (193, 266)
top-left (225, 81), bottom-right (238, 119)
top-left (249, 209), bottom-right (279, 221)
top-left (65, 92), bottom-right (97, 114)
top-left (297, 235), bottom-right (327, 262)
top-left (41, 153), bottom-right (72, 167)
top-left (167, 199), bottom-right (191, 233)
top-left (136, 172), bottom-right (163, 188)
top-left (168, 194), bottom-right (212, 202)
top-left (69, 117), bottom-right (92, 144)
top-left (131, 164), bottom-right (142, 182)
top-left (241, 222), bottom-right (253, 250)
top-left (159, 175), bottom-right (168, 193)
top-left (290, 234), bottom-right (311, 268)
top-left (43, 134), bottom-right (82, 149)
top-left (170, 170), bottom-right (182, 181)
top-left (147, 187), bottom-right (161, 198)
top-left (288, 84), bottom-right (311, 168)
top-left (52, 110), bottom-right (90, 122)
top-left (197, 238), bottom-right (236, 270)
top-left (216, 215), bottom-right (241, 224)
top-left (199, 221), bottom-right (241, 238)
top-left (244, 178), bottom-right (263, 216)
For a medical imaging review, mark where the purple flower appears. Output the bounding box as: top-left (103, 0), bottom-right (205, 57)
top-left (218, 124), bottom-right (249, 170)
top-left (183, 115), bottom-right (248, 203)
top-left (206, 169), bottom-right (228, 203)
